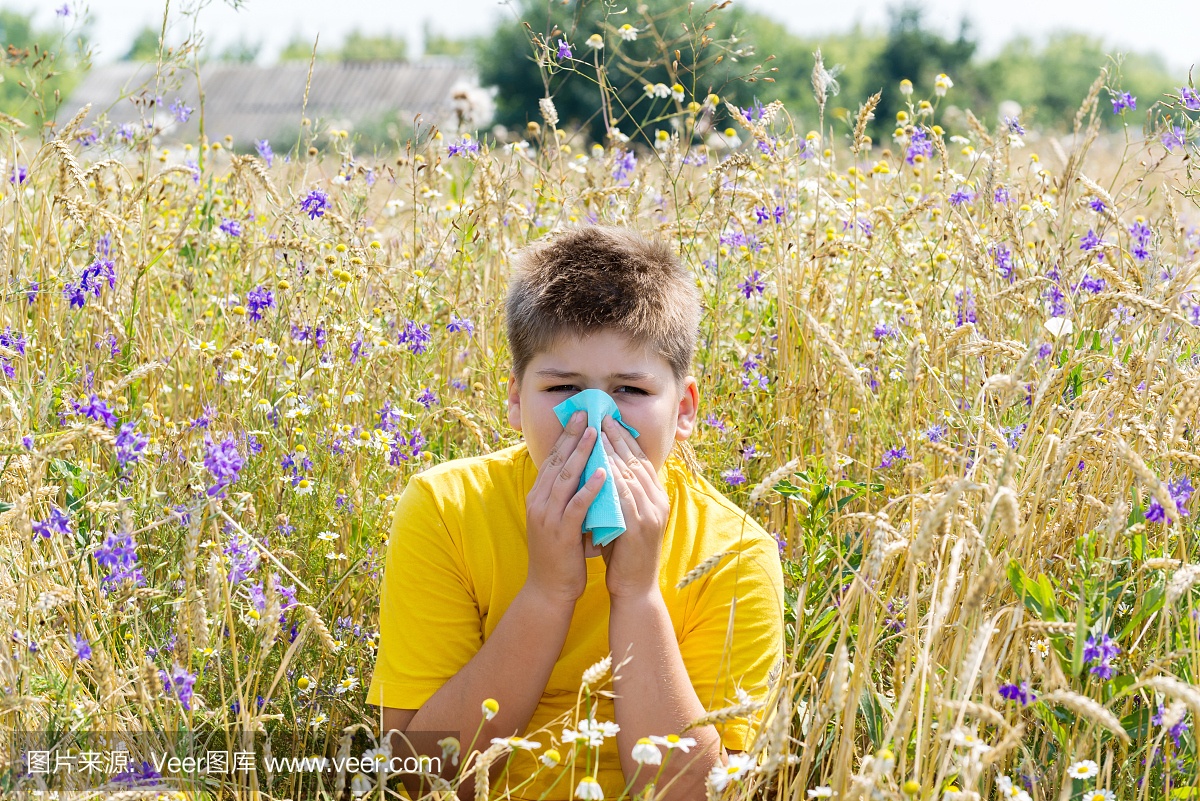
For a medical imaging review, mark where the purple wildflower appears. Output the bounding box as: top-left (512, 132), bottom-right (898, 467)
top-left (721, 466), bottom-right (746, 486)
top-left (114, 423), bottom-right (149, 469)
top-left (159, 663), bottom-right (198, 711)
top-left (1004, 116), bottom-right (1026, 136)
top-left (924, 422), bottom-right (948, 443)
top-left (1182, 87), bottom-right (1200, 111)
top-left (1076, 274), bottom-right (1106, 294)
top-left (1080, 229), bottom-right (1103, 251)
top-left (388, 428), bottom-right (427, 465)
top-left (1044, 282), bottom-right (1067, 316)
top-left (169, 98), bottom-right (192, 124)
top-left (33, 507), bottom-right (72, 539)
top-left (204, 434), bottom-right (245, 497)
top-left (878, 445), bottom-right (909, 469)
top-left (56, 3), bottom-right (70, 16)
top-left (299, 189), bottom-right (330, 219)
top-left (347, 334), bottom-right (370, 366)
top-left (1129, 220), bottom-right (1153, 261)
top-left (0, 327), bottom-right (27, 355)
top-left (95, 528), bottom-right (145, 589)
top-left (955, 288), bottom-right (977, 326)
top-left (737, 270), bottom-right (766, 298)
top-left (1089, 197), bottom-right (1107, 214)
top-left (447, 137), bottom-right (481, 157)
top-left (556, 39), bottom-right (572, 59)
top-left (1111, 91), bottom-right (1137, 114)
top-left (612, 149), bottom-right (637, 182)
top-left (224, 530), bottom-right (261, 583)
top-left (246, 285), bottom-right (274, 321)
top-left (1082, 633), bottom-right (1120, 680)
top-left (417, 387), bottom-right (438, 408)
top-left (991, 244), bottom-right (1014, 283)
top-left (1000, 423), bottom-right (1026, 450)
top-left (398, 320), bottom-right (432, 354)
top-left (998, 681), bottom-right (1037, 706)
top-left (8, 164), bottom-right (27, 184)
top-left (949, 187), bottom-right (975, 206)
top-left (446, 315), bottom-right (474, 334)
top-left (994, 186), bottom-right (1013, 204)
top-left (73, 633), bottom-right (92, 660)
top-left (1152, 702), bottom-right (1191, 747)
top-left (873, 322), bottom-right (897, 340)
top-left (74, 393), bottom-right (118, 427)
top-left (1163, 126), bottom-right (1187, 153)
top-left (218, 218), bottom-right (242, 238)
top-left (1146, 476), bottom-right (1194, 524)
top-left (905, 128), bottom-right (933, 164)
top-left (255, 139), bottom-right (274, 167)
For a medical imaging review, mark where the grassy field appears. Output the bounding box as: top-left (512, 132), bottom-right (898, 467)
top-left (2, 48), bottom-right (1200, 801)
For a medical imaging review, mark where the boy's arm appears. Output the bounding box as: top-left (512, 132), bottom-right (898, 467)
top-left (381, 411), bottom-right (607, 800)
top-left (383, 584), bottom-right (577, 800)
top-left (610, 593), bottom-right (730, 800)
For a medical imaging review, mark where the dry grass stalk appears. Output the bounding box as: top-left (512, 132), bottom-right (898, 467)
top-left (676, 549), bottom-right (739, 590)
top-left (1040, 690), bottom-right (1129, 741)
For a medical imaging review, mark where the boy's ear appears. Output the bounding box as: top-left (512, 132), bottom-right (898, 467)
top-left (674, 376), bottom-right (700, 441)
top-left (506, 371), bottom-right (523, 432)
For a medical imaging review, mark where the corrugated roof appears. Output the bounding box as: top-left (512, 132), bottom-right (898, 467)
top-left (60, 59), bottom-right (479, 145)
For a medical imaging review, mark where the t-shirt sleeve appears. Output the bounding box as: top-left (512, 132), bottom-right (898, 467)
top-left (366, 474), bottom-right (483, 709)
top-left (677, 531), bottom-right (785, 751)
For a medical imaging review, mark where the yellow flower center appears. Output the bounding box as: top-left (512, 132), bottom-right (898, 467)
top-left (667, 734), bottom-right (679, 743)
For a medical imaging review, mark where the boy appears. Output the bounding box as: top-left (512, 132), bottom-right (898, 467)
top-left (367, 226), bottom-right (784, 800)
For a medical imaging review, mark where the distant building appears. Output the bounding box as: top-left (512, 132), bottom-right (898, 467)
top-left (59, 59), bottom-right (495, 146)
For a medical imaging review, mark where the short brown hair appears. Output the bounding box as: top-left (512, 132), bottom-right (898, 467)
top-left (506, 226), bottom-right (701, 385)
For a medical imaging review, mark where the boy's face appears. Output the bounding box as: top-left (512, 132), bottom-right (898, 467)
top-left (507, 330), bottom-right (699, 475)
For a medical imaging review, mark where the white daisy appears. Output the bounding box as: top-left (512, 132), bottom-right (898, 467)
top-left (575, 776), bottom-right (604, 800)
top-left (708, 752), bottom-right (756, 792)
top-left (317, 530), bottom-right (339, 541)
top-left (335, 676), bottom-right (359, 694)
top-left (648, 733), bottom-right (697, 752)
top-left (631, 738), bottom-right (661, 765)
top-left (350, 772), bottom-right (373, 797)
top-left (1068, 760), bottom-right (1099, 780)
top-left (491, 736), bottom-right (541, 750)
top-left (1083, 791), bottom-right (1115, 801)
top-left (808, 788), bottom-right (834, 799)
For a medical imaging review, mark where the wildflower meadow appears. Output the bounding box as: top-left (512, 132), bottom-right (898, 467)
top-left (4, 4), bottom-right (1200, 800)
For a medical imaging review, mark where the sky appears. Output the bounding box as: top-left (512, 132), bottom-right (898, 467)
top-left (22, 0), bottom-right (1200, 75)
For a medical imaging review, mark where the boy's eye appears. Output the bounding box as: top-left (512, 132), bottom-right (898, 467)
top-left (544, 385), bottom-right (648, 395)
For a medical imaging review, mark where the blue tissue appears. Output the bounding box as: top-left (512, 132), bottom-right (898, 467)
top-left (551, 389), bottom-right (640, 547)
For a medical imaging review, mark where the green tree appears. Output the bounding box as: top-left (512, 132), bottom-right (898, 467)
top-left (477, 0), bottom-right (776, 144)
top-left (339, 30), bottom-right (408, 62)
top-left (976, 32), bottom-right (1177, 131)
top-left (422, 22), bottom-right (480, 60)
top-left (868, 3), bottom-right (976, 135)
top-left (278, 32), bottom-right (331, 63)
top-left (124, 25), bottom-right (161, 61)
top-left (0, 9), bottom-right (85, 127)
top-left (217, 36), bottom-right (262, 63)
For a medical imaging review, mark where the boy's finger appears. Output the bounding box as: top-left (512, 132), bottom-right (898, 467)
top-left (530, 410), bottom-right (586, 501)
top-left (548, 424), bottom-right (598, 513)
top-left (601, 431), bottom-right (639, 514)
top-left (603, 417), bottom-right (656, 500)
top-left (563, 467), bottom-right (606, 526)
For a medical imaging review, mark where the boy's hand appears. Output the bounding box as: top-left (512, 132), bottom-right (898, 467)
top-left (524, 410), bottom-right (607, 605)
top-left (599, 415), bottom-right (670, 602)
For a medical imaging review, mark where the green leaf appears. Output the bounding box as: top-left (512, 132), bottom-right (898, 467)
top-left (771, 480), bottom-right (803, 498)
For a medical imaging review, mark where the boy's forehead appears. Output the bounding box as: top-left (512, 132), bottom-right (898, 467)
top-left (523, 331), bottom-right (673, 380)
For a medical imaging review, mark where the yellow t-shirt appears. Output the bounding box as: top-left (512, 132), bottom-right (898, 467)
top-left (367, 442), bottom-right (785, 800)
